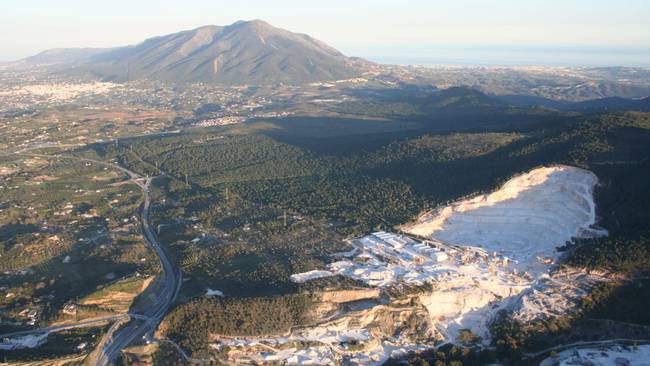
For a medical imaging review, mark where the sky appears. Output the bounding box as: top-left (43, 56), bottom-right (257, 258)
top-left (2, 0), bottom-right (650, 66)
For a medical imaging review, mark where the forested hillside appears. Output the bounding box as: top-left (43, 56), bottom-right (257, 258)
top-left (76, 110), bottom-right (650, 362)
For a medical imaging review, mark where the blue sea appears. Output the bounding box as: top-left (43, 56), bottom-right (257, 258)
top-left (346, 45), bottom-right (650, 68)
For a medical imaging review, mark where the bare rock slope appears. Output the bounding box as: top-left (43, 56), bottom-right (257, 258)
top-left (404, 165), bottom-right (604, 271)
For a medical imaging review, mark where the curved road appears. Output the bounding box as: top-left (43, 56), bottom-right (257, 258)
top-left (84, 166), bottom-right (182, 365)
top-left (2, 152), bottom-right (182, 365)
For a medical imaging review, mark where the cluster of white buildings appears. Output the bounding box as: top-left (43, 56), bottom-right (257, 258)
top-left (291, 231), bottom-right (457, 288)
top-left (17, 306), bottom-right (41, 326)
top-left (195, 116), bottom-right (246, 126)
top-left (356, 231), bottom-right (449, 265)
top-left (195, 111), bottom-right (293, 127)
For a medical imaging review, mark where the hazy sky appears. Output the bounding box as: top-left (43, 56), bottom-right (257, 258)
top-left (2, 0), bottom-right (650, 65)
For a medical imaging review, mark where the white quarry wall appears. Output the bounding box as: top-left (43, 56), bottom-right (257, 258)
top-left (404, 165), bottom-right (603, 272)
top-left (263, 165), bottom-right (610, 364)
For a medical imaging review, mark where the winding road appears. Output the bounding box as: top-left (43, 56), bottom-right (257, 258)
top-left (0, 151), bottom-right (182, 365)
top-left (60, 158), bottom-right (184, 365)
top-left (95, 174), bottom-right (182, 365)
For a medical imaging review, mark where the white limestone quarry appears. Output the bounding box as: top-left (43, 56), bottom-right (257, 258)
top-left (217, 165), bottom-right (608, 365)
top-left (403, 165), bottom-right (608, 337)
top-left (322, 231), bottom-right (532, 343)
top-left (512, 267), bottom-right (615, 322)
top-left (404, 165), bottom-right (605, 273)
top-left (213, 301), bottom-right (434, 365)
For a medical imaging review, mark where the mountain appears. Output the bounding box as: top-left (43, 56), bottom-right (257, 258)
top-left (23, 48), bottom-right (113, 65)
top-left (75, 20), bottom-right (364, 85)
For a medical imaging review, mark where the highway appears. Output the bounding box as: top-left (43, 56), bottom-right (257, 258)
top-left (91, 172), bottom-right (182, 365)
top-left (1, 152), bottom-right (182, 365)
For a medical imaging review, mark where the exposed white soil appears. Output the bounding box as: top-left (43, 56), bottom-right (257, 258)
top-left (540, 344), bottom-right (650, 366)
top-left (290, 270), bottom-right (335, 283)
top-left (213, 301), bottom-right (434, 365)
top-left (213, 166), bottom-right (608, 365)
top-left (404, 165), bottom-right (605, 273)
top-left (512, 268), bottom-right (614, 322)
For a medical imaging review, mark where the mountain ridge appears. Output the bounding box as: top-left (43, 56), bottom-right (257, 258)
top-left (23, 20), bottom-right (366, 85)
top-left (22, 47), bottom-right (115, 65)
top-left (497, 94), bottom-right (650, 112)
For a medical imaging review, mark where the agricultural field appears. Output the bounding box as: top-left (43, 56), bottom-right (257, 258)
top-left (0, 153), bottom-right (157, 359)
top-left (0, 105), bottom-right (177, 153)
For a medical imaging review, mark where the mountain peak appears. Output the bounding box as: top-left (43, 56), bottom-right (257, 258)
top-left (78, 20), bottom-right (364, 85)
top-left (230, 19), bottom-right (272, 28)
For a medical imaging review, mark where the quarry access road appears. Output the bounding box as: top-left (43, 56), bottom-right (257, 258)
top-left (0, 315), bottom-right (128, 340)
top-left (523, 338), bottom-right (650, 359)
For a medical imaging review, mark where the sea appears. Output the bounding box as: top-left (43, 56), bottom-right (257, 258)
top-left (346, 45), bottom-right (650, 68)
